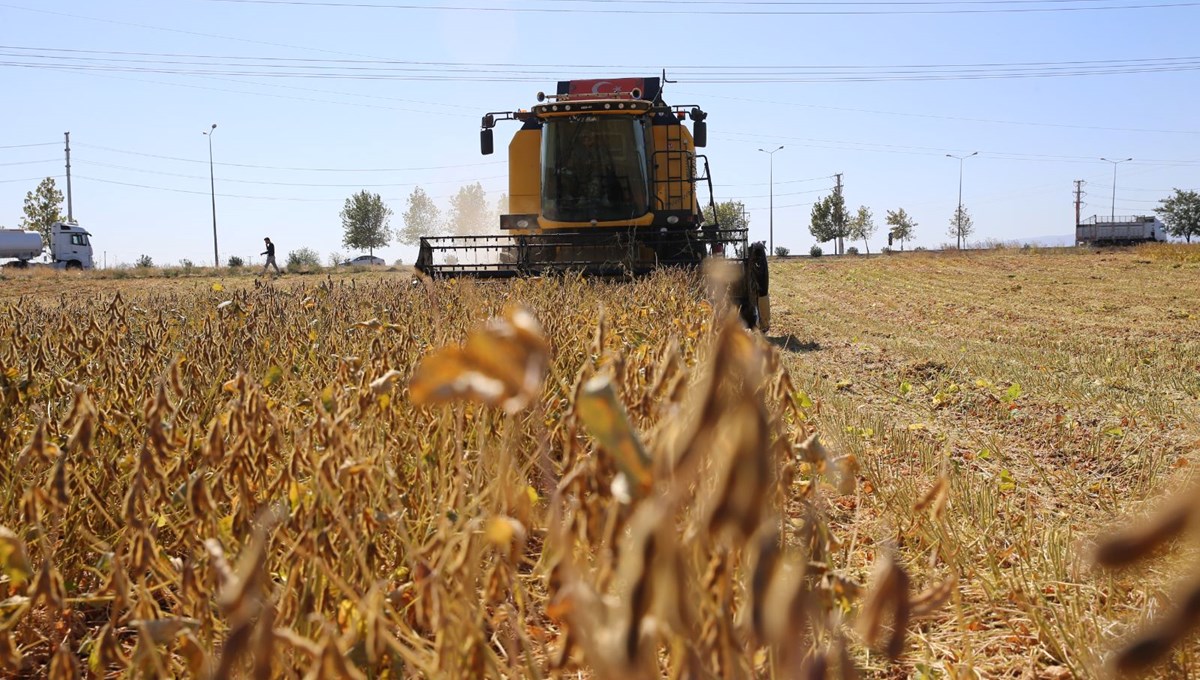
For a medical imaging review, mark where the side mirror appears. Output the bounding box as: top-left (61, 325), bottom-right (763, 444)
top-left (481, 128), bottom-right (494, 155)
top-left (693, 120), bottom-right (707, 148)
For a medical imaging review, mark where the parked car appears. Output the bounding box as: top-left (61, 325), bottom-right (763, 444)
top-left (341, 255), bottom-right (385, 266)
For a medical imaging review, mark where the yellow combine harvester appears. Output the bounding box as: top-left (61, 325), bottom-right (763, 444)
top-left (415, 76), bottom-right (770, 330)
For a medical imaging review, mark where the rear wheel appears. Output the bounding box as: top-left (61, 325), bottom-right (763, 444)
top-left (66, 260), bottom-right (83, 271)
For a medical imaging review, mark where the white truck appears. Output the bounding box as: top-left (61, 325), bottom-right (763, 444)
top-left (1076, 215), bottom-right (1167, 246)
top-left (0, 222), bottom-right (95, 269)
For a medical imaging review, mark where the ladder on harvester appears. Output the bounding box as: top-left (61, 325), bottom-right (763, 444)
top-left (651, 119), bottom-right (693, 213)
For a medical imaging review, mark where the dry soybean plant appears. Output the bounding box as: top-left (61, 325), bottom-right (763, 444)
top-left (0, 269), bottom-right (950, 678)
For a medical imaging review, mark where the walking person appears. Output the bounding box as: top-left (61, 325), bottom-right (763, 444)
top-left (260, 237), bottom-right (280, 276)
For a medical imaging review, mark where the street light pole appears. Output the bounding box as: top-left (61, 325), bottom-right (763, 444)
top-left (758, 145), bottom-right (783, 255)
top-left (1101, 157), bottom-right (1133, 221)
top-left (945, 151), bottom-right (978, 249)
top-left (204, 123), bottom-right (219, 267)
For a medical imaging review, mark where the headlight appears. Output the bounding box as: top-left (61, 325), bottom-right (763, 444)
top-left (666, 215), bottom-right (680, 225)
top-left (516, 219), bottom-right (530, 229)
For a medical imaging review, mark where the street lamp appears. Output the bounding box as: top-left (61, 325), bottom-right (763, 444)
top-left (946, 151), bottom-right (978, 249)
top-left (1101, 157), bottom-right (1133, 221)
top-left (203, 123), bottom-right (219, 267)
top-left (758, 145), bottom-right (784, 255)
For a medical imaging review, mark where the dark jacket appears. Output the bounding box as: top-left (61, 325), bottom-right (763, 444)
top-left (262, 242), bottom-right (275, 257)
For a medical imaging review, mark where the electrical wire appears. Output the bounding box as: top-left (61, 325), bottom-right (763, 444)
top-left (0, 158), bottom-right (59, 167)
top-left (199, 0), bottom-right (1200, 15)
top-left (0, 175), bottom-right (62, 184)
top-left (0, 142), bottom-right (59, 150)
top-left (73, 159), bottom-right (506, 187)
top-left (75, 142), bottom-right (505, 172)
top-left (676, 91), bottom-right (1200, 135)
top-left (73, 174), bottom-right (504, 203)
top-left (6, 47), bottom-right (1200, 82)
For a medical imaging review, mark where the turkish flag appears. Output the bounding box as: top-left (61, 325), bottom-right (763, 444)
top-left (566, 78), bottom-right (647, 98)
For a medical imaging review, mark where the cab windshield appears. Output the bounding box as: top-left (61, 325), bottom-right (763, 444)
top-left (541, 116), bottom-right (649, 222)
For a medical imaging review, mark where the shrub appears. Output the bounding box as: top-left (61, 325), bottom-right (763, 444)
top-left (774, 246), bottom-right (790, 257)
top-left (286, 247), bottom-right (322, 273)
top-left (135, 255), bottom-right (154, 268)
top-left (328, 252), bottom-right (345, 267)
top-left (846, 246), bottom-right (859, 255)
top-left (228, 255), bottom-right (245, 268)
top-left (809, 245), bottom-right (823, 258)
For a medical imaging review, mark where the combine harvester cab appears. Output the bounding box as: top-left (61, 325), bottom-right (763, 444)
top-left (415, 76), bottom-right (770, 331)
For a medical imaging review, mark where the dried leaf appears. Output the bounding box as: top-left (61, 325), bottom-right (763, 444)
top-left (409, 305), bottom-right (549, 413)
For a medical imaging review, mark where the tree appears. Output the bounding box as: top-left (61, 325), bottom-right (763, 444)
top-left (135, 255), bottom-right (154, 268)
top-left (809, 192), bottom-right (846, 250)
top-left (398, 186), bottom-right (442, 246)
top-left (20, 177), bottom-right (64, 248)
top-left (446, 182), bottom-right (492, 236)
top-left (847, 205), bottom-right (877, 255)
top-left (885, 208), bottom-right (917, 251)
top-left (340, 190), bottom-right (392, 256)
top-left (947, 205), bottom-right (975, 248)
top-left (286, 247), bottom-right (322, 272)
top-left (1155, 189), bottom-right (1200, 243)
top-left (702, 200), bottom-right (750, 231)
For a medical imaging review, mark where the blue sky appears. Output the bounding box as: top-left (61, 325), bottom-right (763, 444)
top-left (1, 0), bottom-right (1197, 266)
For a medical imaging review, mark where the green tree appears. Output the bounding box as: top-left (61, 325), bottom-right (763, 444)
top-left (885, 208), bottom-right (917, 251)
top-left (948, 205), bottom-right (975, 248)
top-left (847, 205), bottom-right (877, 255)
top-left (809, 192), bottom-right (846, 250)
top-left (702, 200), bottom-right (749, 231)
top-left (398, 186), bottom-right (441, 245)
top-left (286, 247), bottom-right (322, 272)
top-left (447, 182), bottom-right (492, 236)
top-left (1155, 189), bottom-right (1200, 243)
top-left (20, 177), bottom-right (64, 248)
top-left (340, 190), bottom-right (392, 256)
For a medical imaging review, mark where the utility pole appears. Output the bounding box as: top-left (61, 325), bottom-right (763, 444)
top-left (834, 172), bottom-right (844, 255)
top-left (204, 124), bottom-right (219, 267)
top-left (946, 151), bottom-right (978, 250)
top-left (1101, 157), bottom-right (1132, 222)
top-left (1073, 180), bottom-right (1086, 228)
top-left (758, 145), bottom-right (783, 255)
top-left (64, 132), bottom-right (74, 222)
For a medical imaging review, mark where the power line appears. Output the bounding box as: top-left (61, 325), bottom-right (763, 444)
top-left (9, 45), bottom-right (1200, 72)
top-left (73, 159), bottom-right (507, 187)
top-left (199, 0), bottom-right (1200, 15)
top-left (0, 142), bottom-right (58, 150)
top-left (677, 90), bottom-right (1200, 135)
top-left (73, 174), bottom-right (505, 203)
top-left (6, 47), bottom-right (1200, 82)
top-left (0, 175), bottom-right (63, 184)
top-left (75, 142), bottom-right (505, 172)
top-left (0, 158), bottom-right (58, 166)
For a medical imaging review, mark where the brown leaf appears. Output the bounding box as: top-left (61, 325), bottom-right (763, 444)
top-left (1096, 499), bottom-right (1193, 568)
top-left (409, 305), bottom-right (549, 413)
top-left (913, 477), bottom-right (949, 520)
